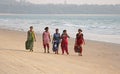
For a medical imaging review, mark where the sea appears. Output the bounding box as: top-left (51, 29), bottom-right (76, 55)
top-left (0, 14), bottom-right (120, 44)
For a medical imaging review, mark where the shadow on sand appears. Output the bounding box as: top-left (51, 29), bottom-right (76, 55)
top-left (0, 48), bottom-right (80, 57)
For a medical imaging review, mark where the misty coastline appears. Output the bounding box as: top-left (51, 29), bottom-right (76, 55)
top-left (0, 0), bottom-right (120, 14)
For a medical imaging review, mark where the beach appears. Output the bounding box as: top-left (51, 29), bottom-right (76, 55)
top-left (0, 29), bottom-right (120, 74)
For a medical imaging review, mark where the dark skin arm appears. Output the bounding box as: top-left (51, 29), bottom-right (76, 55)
top-left (49, 33), bottom-right (51, 42)
top-left (42, 32), bottom-right (44, 42)
top-left (82, 34), bottom-right (85, 45)
top-left (27, 31), bottom-right (29, 40)
top-left (67, 34), bottom-right (70, 38)
top-left (33, 31), bottom-right (36, 42)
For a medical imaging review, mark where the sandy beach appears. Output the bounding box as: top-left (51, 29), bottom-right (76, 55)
top-left (0, 29), bottom-right (120, 74)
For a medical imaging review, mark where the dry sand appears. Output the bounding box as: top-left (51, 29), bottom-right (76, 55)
top-left (0, 29), bottom-right (120, 74)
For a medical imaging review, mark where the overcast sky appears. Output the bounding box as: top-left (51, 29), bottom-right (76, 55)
top-left (24, 0), bottom-right (120, 5)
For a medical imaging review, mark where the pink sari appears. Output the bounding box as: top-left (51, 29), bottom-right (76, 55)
top-left (43, 31), bottom-right (50, 45)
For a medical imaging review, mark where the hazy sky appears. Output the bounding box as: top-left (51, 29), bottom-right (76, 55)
top-left (25, 0), bottom-right (120, 5)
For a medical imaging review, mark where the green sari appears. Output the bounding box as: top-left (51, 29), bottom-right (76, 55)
top-left (25, 31), bottom-right (35, 50)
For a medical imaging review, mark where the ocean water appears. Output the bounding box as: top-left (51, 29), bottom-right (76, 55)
top-left (0, 14), bottom-right (120, 44)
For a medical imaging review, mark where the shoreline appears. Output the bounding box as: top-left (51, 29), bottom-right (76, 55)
top-left (0, 28), bottom-right (120, 74)
top-left (1, 28), bottom-right (120, 45)
top-left (1, 28), bottom-right (120, 51)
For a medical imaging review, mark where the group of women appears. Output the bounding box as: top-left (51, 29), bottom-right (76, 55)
top-left (26, 26), bottom-right (85, 56)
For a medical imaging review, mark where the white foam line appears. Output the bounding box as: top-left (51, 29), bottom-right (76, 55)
top-left (84, 33), bottom-right (120, 44)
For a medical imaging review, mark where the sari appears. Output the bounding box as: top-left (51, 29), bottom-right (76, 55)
top-left (25, 31), bottom-right (35, 50)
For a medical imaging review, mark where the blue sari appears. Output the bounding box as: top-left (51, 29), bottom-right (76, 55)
top-left (52, 33), bottom-right (60, 52)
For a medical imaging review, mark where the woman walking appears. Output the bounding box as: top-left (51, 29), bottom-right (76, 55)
top-left (52, 29), bottom-right (61, 54)
top-left (42, 27), bottom-right (51, 53)
top-left (26, 26), bottom-right (36, 52)
top-left (74, 29), bottom-right (85, 56)
top-left (61, 30), bottom-right (70, 55)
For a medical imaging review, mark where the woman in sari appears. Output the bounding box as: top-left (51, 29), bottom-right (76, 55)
top-left (52, 28), bottom-right (61, 54)
top-left (61, 30), bottom-right (70, 55)
top-left (26, 26), bottom-right (36, 52)
top-left (74, 29), bottom-right (85, 56)
top-left (42, 27), bottom-right (51, 53)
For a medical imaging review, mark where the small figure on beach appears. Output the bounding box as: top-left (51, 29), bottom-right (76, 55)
top-left (74, 29), bottom-right (85, 56)
top-left (61, 30), bottom-right (70, 55)
top-left (42, 27), bottom-right (51, 53)
top-left (52, 28), bottom-right (61, 54)
top-left (25, 26), bottom-right (36, 52)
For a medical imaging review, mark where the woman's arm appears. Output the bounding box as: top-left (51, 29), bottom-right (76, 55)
top-left (52, 34), bottom-right (55, 44)
top-left (82, 34), bottom-right (85, 45)
top-left (60, 34), bottom-right (63, 39)
top-left (33, 31), bottom-right (36, 42)
top-left (27, 31), bottom-right (29, 40)
top-left (49, 33), bottom-right (51, 42)
top-left (67, 34), bottom-right (70, 38)
top-left (42, 32), bottom-right (44, 42)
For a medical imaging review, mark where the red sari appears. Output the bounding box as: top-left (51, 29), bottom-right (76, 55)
top-left (74, 33), bottom-right (84, 53)
top-left (61, 34), bottom-right (69, 54)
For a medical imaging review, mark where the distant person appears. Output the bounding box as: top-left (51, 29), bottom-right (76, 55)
top-left (25, 26), bottom-right (36, 52)
top-left (61, 30), bottom-right (70, 55)
top-left (52, 29), bottom-right (61, 54)
top-left (74, 29), bottom-right (85, 56)
top-left (42, 27), bottom-right (51, 53)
